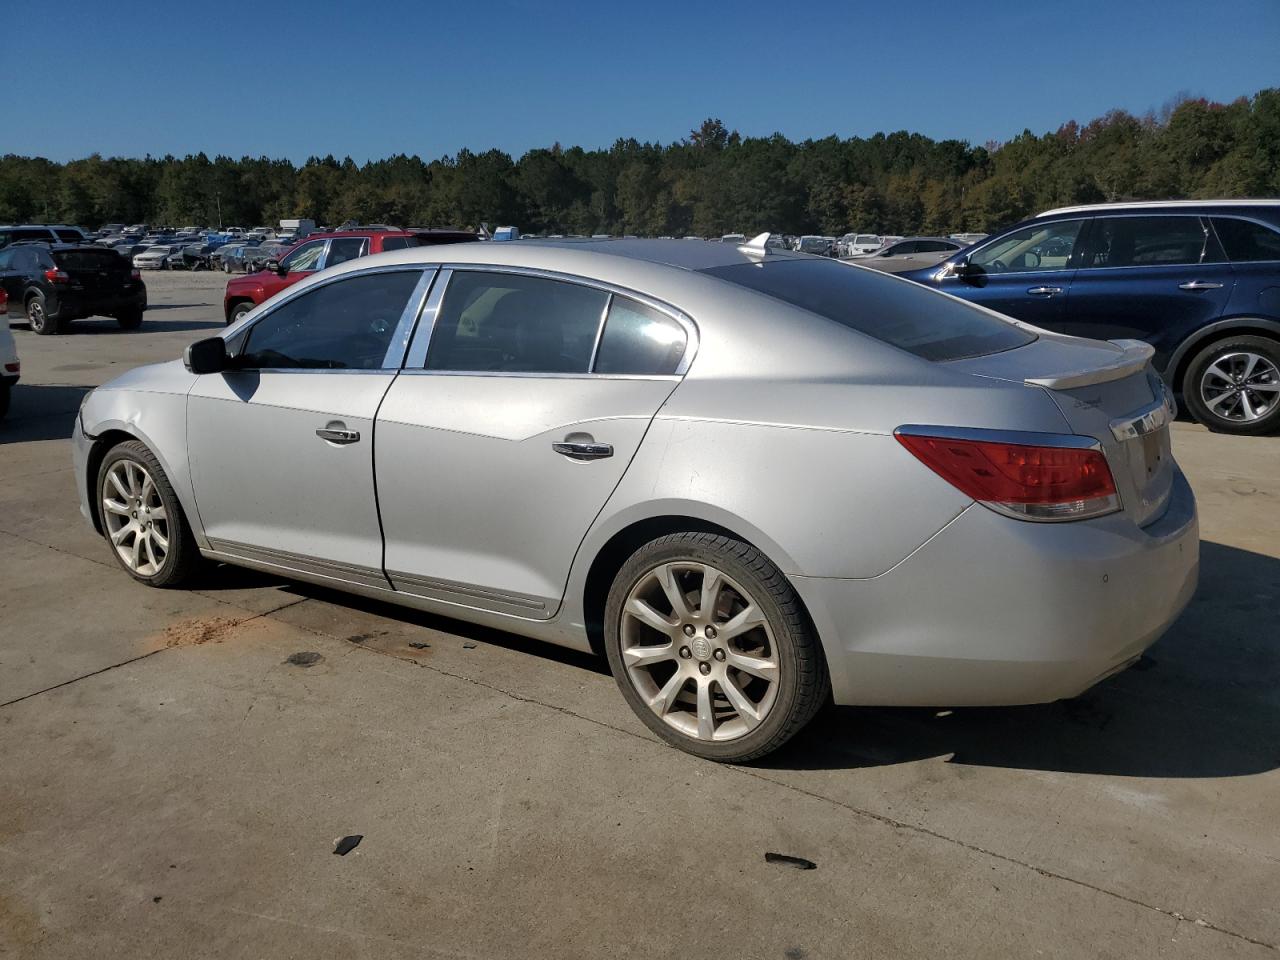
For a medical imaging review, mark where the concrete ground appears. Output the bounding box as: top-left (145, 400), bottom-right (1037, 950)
top-left (1, 272), bottom-right (1278, 959)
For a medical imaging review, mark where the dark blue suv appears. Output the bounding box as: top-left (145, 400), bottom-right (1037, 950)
top-left (901, 201), bottom-right (1280, 435)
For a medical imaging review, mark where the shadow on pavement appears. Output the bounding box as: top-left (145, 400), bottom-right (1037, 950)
top-left (69, 317), bottom-right (222, 334)
top-left (768, 540), bottom-right (1280, 778)
top-left (0, 384), bottom-right (89, 444)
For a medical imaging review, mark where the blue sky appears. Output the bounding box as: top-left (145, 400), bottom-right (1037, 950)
top-left (16, 0), bottom-right (1279, 163)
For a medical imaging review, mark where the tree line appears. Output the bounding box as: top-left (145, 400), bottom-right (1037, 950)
top-left (2, 89), bottom-right (1277, 238)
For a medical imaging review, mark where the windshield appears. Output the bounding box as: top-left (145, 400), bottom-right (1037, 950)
top-left (700, 259), bottom-right (1036, 362)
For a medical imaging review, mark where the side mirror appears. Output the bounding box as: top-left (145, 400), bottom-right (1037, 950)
top-left (184, 336), bottom-right (228, 374)
top-left (942, 255), bottom-right (973, 278)
top-left (265, 259), bottom-right (283, 275)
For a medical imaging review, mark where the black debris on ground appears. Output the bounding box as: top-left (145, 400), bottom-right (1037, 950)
top-left (334, 835), bottom-right (363, 856)
top-left (285, 651), bottom-right (323, 667)
top-left (765, 852), bottom-right (816, 870)
top-left (408, 641), bottom-right (431, 649)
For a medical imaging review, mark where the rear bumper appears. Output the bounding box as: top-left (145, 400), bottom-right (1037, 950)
top-left (51, 287), bottom-right (147, 320)
top-left (794, 468), bottom-right (1199, 707)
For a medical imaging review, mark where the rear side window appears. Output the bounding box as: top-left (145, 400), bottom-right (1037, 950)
top-left (701, 259), bottom-right (1036, 362)
top-left (54, 228), bottom-right (84, 242)
top-left (1212, 217), bottom-right (1280, 262)
top-left (426, 271), bottom-right (608, 374)
top-left (1083, 216), bottom-right (1223, 268)
top-left (326, 237), bottom-right (369, 267)
top-left (239, 270), bottom-right (421, 370)
top-left (380, 236), bottom-right (410, 251)
top-left (593, 297), bottom-right (687, 375)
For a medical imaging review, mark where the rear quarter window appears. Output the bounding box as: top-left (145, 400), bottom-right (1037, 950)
top-left (700, 259), bottom-right (1036, 362)
top-left (1212, 217), bottom-right (1280, 262)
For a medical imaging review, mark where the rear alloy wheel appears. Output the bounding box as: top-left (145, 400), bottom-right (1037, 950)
top-left (604, 533), bottom-right (828, 762)
top-left (1184, 336), bottom-right (1280, 436)
top-left (97, 440), bottom-right (199, 587)
top-left (26, 292), bottom-right (59, 335)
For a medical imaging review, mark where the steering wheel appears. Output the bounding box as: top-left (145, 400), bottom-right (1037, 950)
top-left (989, 259), bottom-right (1007, 273)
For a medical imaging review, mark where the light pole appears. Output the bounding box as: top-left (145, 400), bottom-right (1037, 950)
top-left (215, 192), bottom-right (223, 229)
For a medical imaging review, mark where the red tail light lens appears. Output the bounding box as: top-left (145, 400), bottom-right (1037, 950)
top-left (0, 288), bottom-right (7, 315)
top-left (896, 430), bottom-right (1119, 522)
top-left (131, 269), bottom-right (142, 281)
top-left (44, 268), bottom-right (70, 284)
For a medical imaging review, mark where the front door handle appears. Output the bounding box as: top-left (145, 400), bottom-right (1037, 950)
top-left (1178, 280), bottom-right (1224, 291)
top-left (316, 424), bottom-right (360, 444)
top-left (1027, 286), bottom-right (1063, 297)
top-left (552, 441), bottom-right (613, 461)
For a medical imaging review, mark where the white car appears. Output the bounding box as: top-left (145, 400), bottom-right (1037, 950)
top-left (133, 246), bottom-right (177, 270)
top-left (0, 290), bottom-right (19, 418)
top-left (842, 234), bottom-right (884, 257)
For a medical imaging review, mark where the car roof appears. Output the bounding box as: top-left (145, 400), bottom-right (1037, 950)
top-left (508, 237), bottom-right (815, 271)
top-left (1037, 199), bottom-right (1280, 217)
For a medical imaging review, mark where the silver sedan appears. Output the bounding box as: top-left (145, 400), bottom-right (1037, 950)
top-left (73, 237), bottom-right (1199, 761)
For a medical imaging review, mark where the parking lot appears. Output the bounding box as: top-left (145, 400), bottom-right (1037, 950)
top-left (1, 272), bottom-right (1278, 958)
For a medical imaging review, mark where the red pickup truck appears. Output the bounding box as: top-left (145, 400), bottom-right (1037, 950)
top-left (222, 228), bottom-right (478, 324)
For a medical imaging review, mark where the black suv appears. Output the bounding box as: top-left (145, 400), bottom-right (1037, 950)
top-left (0, 244), bottom-right (148, 334)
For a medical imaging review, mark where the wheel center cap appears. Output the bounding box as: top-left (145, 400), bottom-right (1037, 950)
top-left (690, 636), bottom-right (713, 661)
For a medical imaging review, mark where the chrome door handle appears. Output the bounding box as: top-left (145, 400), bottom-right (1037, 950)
top-left (316, 425), bottom-right (360, 444)
top-left (552, 441), bottom-right (613, 461)
top-left (1026, 286), bottom-right (1063, 297)
top-left (1178, 280), bottom-right (1224, 291)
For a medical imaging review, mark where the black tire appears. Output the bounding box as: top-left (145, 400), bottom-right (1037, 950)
top-left (0, 382), bottom-right (9, 420)
top-left (603, 532), bottom-right (829, 763)
top-left (116, 309), bottom-right (144, 330)
top-left (227, 301), bottom-right (253, 325)
top-left (26, 291), bottom-right (61, 335)
top-left (96, 440), bottom-right (200, 587)
top-left (1182, 335), bottom-right (1280, 436)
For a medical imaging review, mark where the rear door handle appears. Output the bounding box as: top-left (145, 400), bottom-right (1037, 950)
top-left (316, 424), bottom-right (360, 444)
top-left (1026, 286), bottom-right (1063, 297)
top-left (1178, 280), bottom-right (1224, 291)
top-left (552, 441), bottom-right (613, 461)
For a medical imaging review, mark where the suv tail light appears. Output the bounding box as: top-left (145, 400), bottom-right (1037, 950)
top-left (44, 268), bottom-right (70, 284)
top-left (895, 428), bottom-right (1119, 522)
top-left (0, 288), bottom-right (7, 315)
top-left (131, 268), bottom-right (142, 281)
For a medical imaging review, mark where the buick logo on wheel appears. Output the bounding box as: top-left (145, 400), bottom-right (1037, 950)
top-left (691, 636), bottom-right (713, 661)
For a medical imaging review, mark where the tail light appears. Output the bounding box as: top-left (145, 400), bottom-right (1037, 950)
top-left (0, 288), bottom-right (6, 315)
top-left (44, 268), bottom-right (70, 284)
top-left (895, 428), bottom-right (1119, 522)
top-left (131, 269), bottom-right (142, 281)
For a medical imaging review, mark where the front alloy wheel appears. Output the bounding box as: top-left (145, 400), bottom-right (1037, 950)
top-left (102, 459), bottom-right (170, 576)
top-left (604, 532), bottom-right (828, 762)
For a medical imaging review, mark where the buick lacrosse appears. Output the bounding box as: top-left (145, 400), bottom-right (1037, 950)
top-left (74, 237), bottom-right (1199, 761)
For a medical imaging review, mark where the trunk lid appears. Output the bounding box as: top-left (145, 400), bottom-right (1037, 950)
top-left (947, 334), bottom-right (1176, 527)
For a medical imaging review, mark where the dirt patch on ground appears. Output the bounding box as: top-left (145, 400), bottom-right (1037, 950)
top-left (156, 615), bottom-right (245, 649)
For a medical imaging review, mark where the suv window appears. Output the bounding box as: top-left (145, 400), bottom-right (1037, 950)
top-left (7, 248), bottom-right (43, 272)
top-left (326, 237), bottom-right (368, 267)
top-left (53, 228), bottom-right (84, 242)
top-left (701, 259), bottom-right (1036, 362)
top-left (969, 219), bottom-right (1083, 274)
top-left (280, 239), bottom-right (326, 273)
top-left (426, 271), bottom-right (608, 374)
top-left (593, 297), bottom-right (687, 375)
top-left (380, 236), bottom-right (411, 251)
top-left (1082, 216), bottom-right (1222, 268)
top-left (1212, 217), bottom-right (1280, 262)
top-left (238, 270), bottom-right (420, 370)
top-left (0, 227), bottom-right (55, 249)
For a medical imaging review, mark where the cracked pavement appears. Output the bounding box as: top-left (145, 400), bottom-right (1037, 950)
top-left (1, 273), bottom-right (1278, 958)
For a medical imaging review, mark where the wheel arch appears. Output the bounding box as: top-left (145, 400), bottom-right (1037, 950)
top-left (84, 429), bottom-right (144, 533)
top-left (1166, 317), bottom-right (1280, 394)
top-left (224, 295), bottom-right (256, 322)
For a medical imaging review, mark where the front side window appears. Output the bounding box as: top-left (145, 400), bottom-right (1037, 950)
top-left (1081, 216), bottom-right (1222, 268)
top-left (593, 297), bottom-right (687, 375)
top-left (425, 272), bottom-right (608, 374)
top-left (969, 219), bottom-right (1083, 274)
top-left (237, 270), bottom-right (421, 370)
top-left (280, 239), bottom-right (326, 273)
top-left (1212, 217), bottom-right (1280, 263)
top-left (325, 237), bottom-right (368, 267)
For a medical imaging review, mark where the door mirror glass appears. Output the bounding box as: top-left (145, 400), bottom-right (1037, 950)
top-left (265, 259), bottom-right (282, 275)
top-left (184, 337), bottom-right (228, 374)
top-left (942, 255), bottom-right (972, 278)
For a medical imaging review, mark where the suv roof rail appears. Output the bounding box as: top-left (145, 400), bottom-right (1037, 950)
top-left (1037, 199), bottom-right (1280, 217)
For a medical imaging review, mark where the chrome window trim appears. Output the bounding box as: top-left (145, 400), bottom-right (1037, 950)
top-left (402, 263), bottom-right (700, 376)
top-left (587, 293), bottom-right (613, 372)
top-left (225, 263), bottom-right (435, 373)
top-left (394, 369), bottom-right (681, 382)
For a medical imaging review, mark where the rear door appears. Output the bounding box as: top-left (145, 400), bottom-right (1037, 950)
top-left (375, 268), bottom-right (694, 618)
top-left (1063, 215), bottom-right (1234, 369)
top-left (938, 217), bottom-right (1086, 327)
top-left (54, 247), bottom-right (131, 299)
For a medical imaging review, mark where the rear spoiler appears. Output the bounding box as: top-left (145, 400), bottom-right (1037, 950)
top-left (1024, 339), bottom-right (1155, 390)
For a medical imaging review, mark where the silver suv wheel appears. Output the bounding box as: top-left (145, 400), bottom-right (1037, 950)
top-left (1199, 351), bottom-right (1280, 423)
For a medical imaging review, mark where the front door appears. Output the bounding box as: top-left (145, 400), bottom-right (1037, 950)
top-left (187, 267), bottom-right (427, 586)
top-left (1063, 215), bottom-right (1235, 370)
top-left (375, 269), bottom-right (693, 617)
top-left (938, 217), bottom-right (1088, 328)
